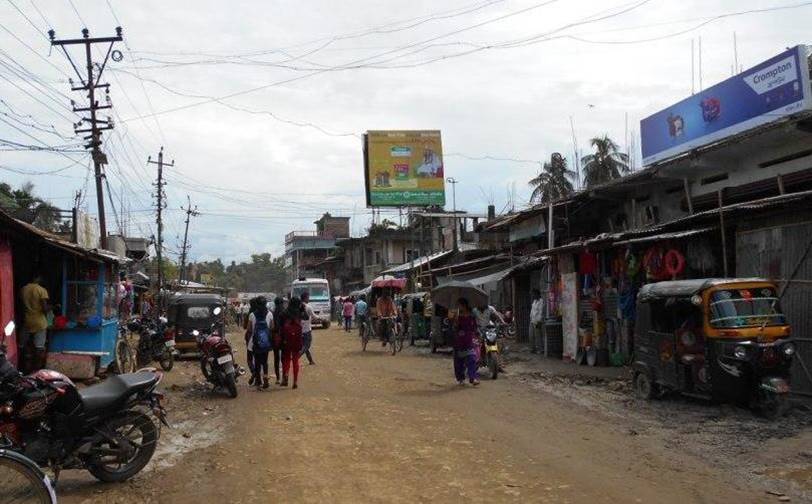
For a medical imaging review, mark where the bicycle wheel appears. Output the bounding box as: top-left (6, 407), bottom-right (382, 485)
top-left (0, 450), bottom-right (56, 504)
top-left (396, 329), bottom-right (404, 353)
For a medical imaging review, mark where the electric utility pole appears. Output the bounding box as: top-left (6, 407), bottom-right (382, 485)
top-left (50, 27), bottom-right (123, 250)
top-left (179, 195), bottom-right (199, 284)
top-left (148, 147), bottom-right (173, 303)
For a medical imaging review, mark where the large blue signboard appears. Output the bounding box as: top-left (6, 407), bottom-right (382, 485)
top-left (641, 45), bottom-right (811, 166)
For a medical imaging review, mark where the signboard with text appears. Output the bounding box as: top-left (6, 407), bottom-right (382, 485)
top-left (364, 130), bottom-right (446, 207)
top-left (641, 45), bottom-right (812, 166)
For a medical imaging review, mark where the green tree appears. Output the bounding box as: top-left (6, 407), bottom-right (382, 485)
top-left (528, 153), bottom-right (575, 204)
top-left (581, 135), bottom-right (629, 188)
top-left (0, 181), bottom-right (62, 231)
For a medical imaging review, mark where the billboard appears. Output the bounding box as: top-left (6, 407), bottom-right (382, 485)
top-left (641, 45), bottom-right (812, 166)
top-left (364, 130), bottom-right (446, 207)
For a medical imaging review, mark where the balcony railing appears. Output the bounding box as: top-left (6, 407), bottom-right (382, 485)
top-left (285, 230), bottom-right (336, 244)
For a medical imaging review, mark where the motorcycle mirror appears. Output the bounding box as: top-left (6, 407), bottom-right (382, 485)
top-left (213, 307), bottom-right (222, 316)
top-left (3, 320), bottom-right (14, 337)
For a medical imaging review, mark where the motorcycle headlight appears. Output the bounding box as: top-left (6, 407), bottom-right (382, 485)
top-left (733, 345), bottom-right (747, 359)
top-left (192, 329), bottom-right (200, 337)
top-left (783, 343), bottom-right (795, 357)
top-left (486, 332), bottom-right (497, 343)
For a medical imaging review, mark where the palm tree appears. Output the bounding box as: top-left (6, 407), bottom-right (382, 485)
top-left (528, 152), bottom-right (575, 204)
top-left (0, 181), bottom-right (61, 231)
top-left (581, 135), bottom-right (630, 188)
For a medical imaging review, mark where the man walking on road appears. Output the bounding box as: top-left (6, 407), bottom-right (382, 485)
top-left (530, 289), bottom-right (544, 354)
top-left (301, 292), bottom-right (316, 365)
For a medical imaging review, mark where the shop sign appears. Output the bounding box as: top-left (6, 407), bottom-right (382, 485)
top-left (641, 45), bottom-right (811, 166)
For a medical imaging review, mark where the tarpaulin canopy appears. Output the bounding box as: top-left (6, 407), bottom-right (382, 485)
top-left (371, 275), bottom-right (407, 290)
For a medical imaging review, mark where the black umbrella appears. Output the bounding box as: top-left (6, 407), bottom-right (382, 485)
top-left (431, 280), bottom-right (488, 309)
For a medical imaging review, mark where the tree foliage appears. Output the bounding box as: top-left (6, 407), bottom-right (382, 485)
top-left (0, 181), bottom-right (64, 232)
top-left (581, 135), bottom-right (630, 188)
top-left (528, 153), bottom-right (575, 204)
top-left (189, 253), bottom-right (288, 293)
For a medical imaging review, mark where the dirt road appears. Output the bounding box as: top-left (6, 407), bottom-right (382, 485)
top-left (59, 327), bottom-right (780, 503)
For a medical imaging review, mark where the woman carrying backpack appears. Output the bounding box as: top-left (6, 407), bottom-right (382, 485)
top-left (248, 296), bottom-right (274, 390)
top-left (280, 297), bottom-right (304, 389)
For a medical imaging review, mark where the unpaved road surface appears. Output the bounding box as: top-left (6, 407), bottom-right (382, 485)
top-left (57, 327), bottom-right (806, 503)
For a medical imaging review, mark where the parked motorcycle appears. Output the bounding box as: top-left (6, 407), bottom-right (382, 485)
top-left (128, 317), bottom-right (175, 372)
top-left (0, 320), bottom-right (169, 483)
top-left (194, 307), bottom-right (241, 398)
top-left (479, 323), bottom-right (502, 379)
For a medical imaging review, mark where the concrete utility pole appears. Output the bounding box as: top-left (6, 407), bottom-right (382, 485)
top-left (148, 147), bottom-right (173, 303)
top-left (179, 195), bottom-right (199, 284)
top-left (50, 27), bottom-right (123, 250)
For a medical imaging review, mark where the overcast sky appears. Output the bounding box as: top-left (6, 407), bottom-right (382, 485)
top-left (1, 0), bottom-right (810, 263)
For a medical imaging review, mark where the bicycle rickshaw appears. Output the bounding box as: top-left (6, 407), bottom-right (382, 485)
top-left (364, 276), bottom-right (407, 354)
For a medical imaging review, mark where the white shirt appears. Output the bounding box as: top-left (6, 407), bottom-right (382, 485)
top-left (302, 303), bottom-right (315, 333)
top-left (247, 311), bottom-right (274, 352)
top-left (473, 306), bottom-right (499, 329)
top-left (530, 299), bottom-right (544, 325)
top-left (240, 304), bottom-right (249, 315)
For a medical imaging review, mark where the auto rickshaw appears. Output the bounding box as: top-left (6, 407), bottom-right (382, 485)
top-left (632, 278), bottom-right (795, 417)
top-left (166, 293), bottom-right (226, 354)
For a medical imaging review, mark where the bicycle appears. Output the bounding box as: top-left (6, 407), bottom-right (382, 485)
top-left (0, 449), bottom-right (57, 503)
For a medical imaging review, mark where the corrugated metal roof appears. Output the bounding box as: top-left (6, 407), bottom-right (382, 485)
top-left (613, 227), bottom-right (716, 245)
top-left (0, 208), bottom-right (127, 263)
top-left (381, 250), bottom-right (454, 275)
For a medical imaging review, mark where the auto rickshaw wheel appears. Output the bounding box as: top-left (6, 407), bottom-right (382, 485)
top-left (633, 370), bottom-right (659, 400)
top-left (757, 391), bottom-right (790, 420)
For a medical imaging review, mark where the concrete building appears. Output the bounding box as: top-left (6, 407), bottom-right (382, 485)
top-left (284, 213), bottom-right (350, 282)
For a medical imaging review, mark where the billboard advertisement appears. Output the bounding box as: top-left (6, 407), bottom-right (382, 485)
top-left (641, 45), bottom-right (811, 166)
top-left (364, 130), bottom-right (446, 207)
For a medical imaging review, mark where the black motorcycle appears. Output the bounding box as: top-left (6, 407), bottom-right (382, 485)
top-left (194, 307), bottom-right (242, 398)
top-left (128, 317), bottom-right (175, 372)
top-left (0, 320), bottom-right (169, 483)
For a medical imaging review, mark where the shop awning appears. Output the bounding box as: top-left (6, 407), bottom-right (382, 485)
top-left (381, 250), bottom-right (454, 275)
top-left (437, 262), bottom-right (516, 288)
top-left (613, 227), bottom-right (716, 245)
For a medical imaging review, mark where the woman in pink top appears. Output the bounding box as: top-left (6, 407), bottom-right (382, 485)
top-left (342, 297), bottom-right (355, 332)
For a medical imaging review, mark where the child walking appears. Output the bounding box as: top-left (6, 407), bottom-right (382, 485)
top-left (280, 297), bottom-right (304, 389)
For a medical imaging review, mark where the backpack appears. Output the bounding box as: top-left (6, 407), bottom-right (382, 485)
top-left (253, 313), bottom-right (271, 352)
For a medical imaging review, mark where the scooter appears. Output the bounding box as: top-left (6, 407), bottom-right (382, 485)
top-left (193, 307), bottom-right (241, 398)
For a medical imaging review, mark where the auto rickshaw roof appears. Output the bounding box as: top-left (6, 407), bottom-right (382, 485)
top-left (167, 293), bottom-right (225, 305)
top-left (638, 278), bottom-right (770, 302)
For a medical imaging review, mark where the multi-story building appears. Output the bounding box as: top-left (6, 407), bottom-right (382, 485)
top-left (284, 213), bottom-right (350, 282)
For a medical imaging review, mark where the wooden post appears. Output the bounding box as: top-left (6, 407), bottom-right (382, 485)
top-left (683, 178), bottom-right (694, 214)
top-left (718, 189), bottom-right (728, 277)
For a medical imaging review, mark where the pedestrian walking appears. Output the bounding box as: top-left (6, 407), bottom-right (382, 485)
top-left (530, 289), bottom-right (544, 354)
top-left (342, 297), bottom-right (354, 332)
top-left (453, 298), bottom-right (480, 386)
top-left (271, 297), bottom-right (285, 384)
top-left (19, 273), bottom-right (50, 373)
top-left (280, 297), bottom-right (304, 389)
top-left (248, 297), bottom-right (274, 389)
top-left (300, 292), bottom-right (316, 366)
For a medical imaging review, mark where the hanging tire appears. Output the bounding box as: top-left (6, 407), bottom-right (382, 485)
top-left (87, 411), bottom-right (158, 483)
top-left (159, 350), bottom-right (174, 372)
top-left (633, 370), bottom-right (659, 400)
top-left (224, 374), bottom-right (238, 398)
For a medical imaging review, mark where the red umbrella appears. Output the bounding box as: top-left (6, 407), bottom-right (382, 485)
top-left (371, 275), bottom-right (407, 290)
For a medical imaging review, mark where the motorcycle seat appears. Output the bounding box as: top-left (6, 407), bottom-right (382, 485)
top-left (80, 372), bottom-right (158, 412)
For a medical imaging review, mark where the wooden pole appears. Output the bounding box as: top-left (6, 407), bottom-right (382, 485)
top-left (718, 189), bottom-right (728, 277)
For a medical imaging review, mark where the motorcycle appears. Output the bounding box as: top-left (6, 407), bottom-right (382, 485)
top-left (193, 307), bottom-right (241, 398)
top-left (479, 323), bottom-right (502, 380)
top-left (0, 320), bottom-right (169, 483)
top-left (128, 317), bottom-right (175, 372)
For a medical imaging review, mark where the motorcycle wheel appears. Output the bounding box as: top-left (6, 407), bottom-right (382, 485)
top-left (87, 411), bottom-right (157, 483)
top-left (200, 358), bottom-right (212, 381)
top-left (225, 373), bottom-right (238, 398)
top-left (758, 391), bottom-right (790, 420)
top-left (159, 350), bottom-right (174, 372)
top-left (488, 354), bottom-right (499, 380)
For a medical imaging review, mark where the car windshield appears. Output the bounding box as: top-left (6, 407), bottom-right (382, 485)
top-left (709, 287), bottom-right (786, 328)
top-left (293, 286), bottom-right (329, 302)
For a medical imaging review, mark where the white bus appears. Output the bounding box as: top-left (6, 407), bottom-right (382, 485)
top-left (291, 278), bottom-right (331, 329)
